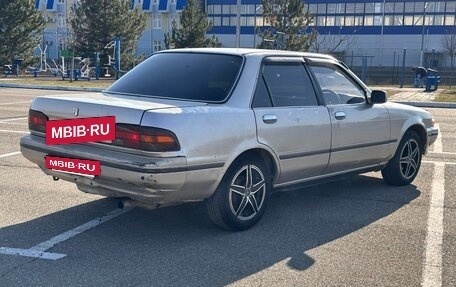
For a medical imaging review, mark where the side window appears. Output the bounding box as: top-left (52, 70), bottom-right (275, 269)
top-left (309, 64), bottom-right (366, 105)
top-left (252, 76), bottom-right (273, 108)
top-left (258, 62), bottom-right (318, 107)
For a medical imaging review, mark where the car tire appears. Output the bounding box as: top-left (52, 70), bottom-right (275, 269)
top-left (205, 156), bottom-right (271, 231)
top-left (382, 130), bottom-right (422, 186)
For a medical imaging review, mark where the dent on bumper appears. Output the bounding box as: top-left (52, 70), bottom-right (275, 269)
top-left (20, 134), bottom-right (222, 203)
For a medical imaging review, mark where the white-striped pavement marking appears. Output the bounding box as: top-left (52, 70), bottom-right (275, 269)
top-left (0, 101), bottom-right (31, 106)
top-left (429, 152), bottom-right (456, 156)
top-left (0, 116), bottom-right (28, 122)
top-left (0, 247), bottom-right (65, 260)
top-left (421, 162), bottom-right (445, 287)
top-left (0, 129), bottom-right (29, 134)
top-left (423, 160), bottom-right (456, 165)
top-left (0, 208), bottom-right (131, 260)
top-left (432, 128), bottom-right (443, 153)
top-left (0, 151), bottom-right (21, 158)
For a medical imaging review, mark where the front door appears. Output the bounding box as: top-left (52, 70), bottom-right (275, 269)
top-left (309, 61), bottom-right (391, 173)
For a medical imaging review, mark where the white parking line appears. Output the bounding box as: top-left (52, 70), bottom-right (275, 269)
top-left (432, 128), bottom-right (443, 153)
top-left (0, 151), bottom-right (21, 158)
top-left (0, 129), bottom-right (29, 134)
top-left (0, 116), bottom-right (28, 122)
top-left (0, 208), bottom-right (131, 260)
top-left (423, 160), bottom-right (456, 166)
top-left (0, 101), bottom-right (31, 106)
top-left (421, 162), bottom-right (445, 287)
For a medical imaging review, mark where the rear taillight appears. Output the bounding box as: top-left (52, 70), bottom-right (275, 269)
top-left (111, 124), bottom-right (180, 152)
top-left (28, 109), bottom-right (48, 133)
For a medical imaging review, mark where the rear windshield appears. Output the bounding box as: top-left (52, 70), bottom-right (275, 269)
top-left (106, 52), bottom-right (244, 102)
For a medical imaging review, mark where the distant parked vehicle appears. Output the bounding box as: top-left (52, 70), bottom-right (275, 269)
top-left (21, 48), bottom-right (439, 230)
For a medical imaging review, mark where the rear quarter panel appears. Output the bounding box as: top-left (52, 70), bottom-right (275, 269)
top-left (141, 106), bottom-right (261, 191)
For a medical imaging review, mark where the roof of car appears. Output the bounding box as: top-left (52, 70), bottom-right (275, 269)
top-left (158, 48), bottom-right (337, 61)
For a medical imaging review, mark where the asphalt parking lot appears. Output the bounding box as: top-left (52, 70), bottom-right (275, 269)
top-left (0, 88), bottom-right (455, 286)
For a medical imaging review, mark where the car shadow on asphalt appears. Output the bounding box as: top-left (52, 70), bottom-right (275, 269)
top-left (0, 174), bottom-right (420, 286)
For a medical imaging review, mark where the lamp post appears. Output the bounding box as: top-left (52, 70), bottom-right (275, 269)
top-left (235, 0), bottom-right (241, 47)
top-left (253, 4), bottom-right (262, 48)
top-left (420, 2), bottom-right (428, 67)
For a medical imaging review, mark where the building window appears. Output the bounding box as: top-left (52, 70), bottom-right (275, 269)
top-left (355, 3), bottom-right (364, 14)
top-left (57, 15), bottom-right (65, 27)
top-left (207, 5), bottom-right (213, 14)
top-left (444, 15), bottom-right (455, 26)
top-left (354, 15), bottom-right (363, 26)
top-left (393, 15), bottom-right (403, 26)
top-left (170, 14), bottom-right (180, 28)
top-left (327, 3), bottom-right (336, 14)
top-left (394, 2), bottom-right (404, 13)
top-left (213, 16), bottom-right (221, 26)
top-left (308, 4), bottom-right (317, 14)
top-left (317, 3), bottom-right (326, 14)
top-left (153, 14), bottom-right (162, 29)
top-left (222, 17), bottom-right (229, 26)
top-left (345, 16), bottom-right (355, 26)
top-left (446, 2), bottom-right (456, 13)
top-left (434, 14), bottom-right (444, 25)
top-left (384, 15), bottom-right (394, 26)
top-left (404, 15), bottom-right (414, 25)
top-left (335, 16), bottom-right (344, 26)
top-left (425, 15), bottom-right (434, 25)
top-left (365, 4), bottom-right (374, 13)
top-left (316, 16), bottom-right (326, 26)
top-left (326, 16), bottom-right (335, 26)
top-left (246, 16), bottom-right (255, 26)
top-left (230, 5), bottom-right (237, 14)
top-left (433, 2), bottom-right (446, 13)
top-left (213, 5), bottom-right (221, 14)
top-left (153, 41), bottom-right (162, 52)
top-left (345, 3), bottom-right (355, 14)
top-left (222, 5), bottom-right (230, 14)
top-left (230, 16), bottom-right (237, 26)
top-left (384, 2), bottom-right (394, 13)
top-left (415, 2), bottom-right (425, 13)
top-left (404, 2), bottom-right (414, 13)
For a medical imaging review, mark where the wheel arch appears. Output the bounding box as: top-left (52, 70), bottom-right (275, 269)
top-left (229, 148), bottom-right (279, 185)
top-left (405, 124), bottom-right (427, 153)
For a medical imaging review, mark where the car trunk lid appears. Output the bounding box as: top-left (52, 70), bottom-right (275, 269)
top-left (30, 92), bottom-right (206, 124)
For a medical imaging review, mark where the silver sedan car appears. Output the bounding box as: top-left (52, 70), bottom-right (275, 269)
top-left (20, 48), bottom-right (439, 230)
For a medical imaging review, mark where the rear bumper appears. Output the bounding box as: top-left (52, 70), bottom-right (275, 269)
top-left (20, 134), bottom-right (223, 203)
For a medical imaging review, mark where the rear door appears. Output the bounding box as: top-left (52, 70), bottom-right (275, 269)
top-left (252, 57), bottom-right (331, 185)
top-left (308, 61), bottom-right (392, 173)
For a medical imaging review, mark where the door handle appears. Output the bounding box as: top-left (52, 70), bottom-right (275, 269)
top-left (262, 114), bottom-right (277, 124)
top-left (334, 111), bottom-right (346, 120)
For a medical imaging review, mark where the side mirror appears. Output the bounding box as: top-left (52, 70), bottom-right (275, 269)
top-left (370, 90), bottom-right (387, 104)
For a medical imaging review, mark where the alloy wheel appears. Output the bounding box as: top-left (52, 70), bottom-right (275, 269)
top-left (228, 164), bottom-right (266, 221)
top-left (399, 138), bottom-right (420, 180)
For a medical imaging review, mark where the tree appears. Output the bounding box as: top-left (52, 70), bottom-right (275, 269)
top-left (0, 0), bottom-right (45, 66)
top-left (70, 0), bottom-right (146, 69)
top-left (442, 28), bottom-right (456, 68)
top-left (164, 0), bottom-right (218, 49)
top-left (257, 0), bottom-right (316, 51)
top-left (312, 28), bottom-right (358, 54)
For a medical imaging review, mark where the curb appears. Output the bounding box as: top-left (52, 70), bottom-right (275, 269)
top-left (394, 101), bottom-right (456, 109)
top-left (0, 82), bottom-right (104, 93)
